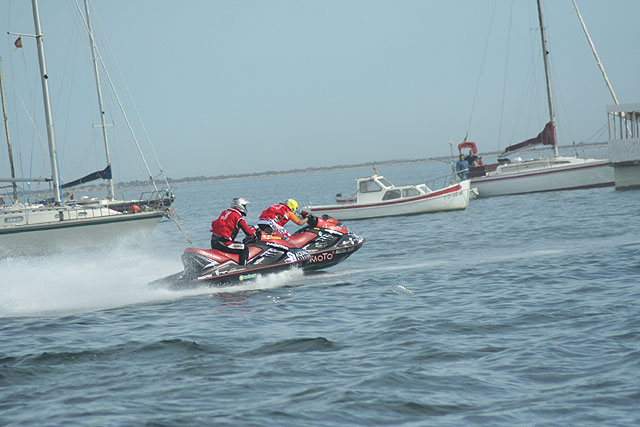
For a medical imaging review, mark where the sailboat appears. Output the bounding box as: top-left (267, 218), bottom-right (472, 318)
top-left (65, 0), bottom-right (174, 214)
top-left (463, 0), bottom-right (614, 198)
top-left (0, 0), bottom-right (170, 256)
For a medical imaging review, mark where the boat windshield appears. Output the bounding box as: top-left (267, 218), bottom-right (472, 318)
top-left (377, 178), bottom-right (393, 187)
top-left (359, 180), bottom-right (382, 193)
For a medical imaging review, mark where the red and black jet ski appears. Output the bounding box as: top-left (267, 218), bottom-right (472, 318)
top-left (154, 233), bottom-right (311, 288)
top-left (288, 214), bottom-right (365, 271)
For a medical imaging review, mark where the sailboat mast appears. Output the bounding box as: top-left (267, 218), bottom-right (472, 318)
top-left (536, 0), bottom-right (559, 157)
top-left (571, 0), bottom-right (619, 105)
top-left (31, 0), bottom-right (62, 204)
top-left (0, 58), bottom-right (19, 203)
top-left (83, 0), bottom-right (115, 200)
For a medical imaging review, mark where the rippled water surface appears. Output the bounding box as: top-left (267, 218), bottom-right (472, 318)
top-left (1, 163), bottom-right (639, 425)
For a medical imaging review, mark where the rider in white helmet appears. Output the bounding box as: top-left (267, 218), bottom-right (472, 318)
top-left (210, 197), bottom-right (256, 265)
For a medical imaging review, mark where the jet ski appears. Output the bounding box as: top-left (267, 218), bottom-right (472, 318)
top-left (289, 214), bottom-right (365, 271)
top-left (154, 232), bottom-right (311, 288)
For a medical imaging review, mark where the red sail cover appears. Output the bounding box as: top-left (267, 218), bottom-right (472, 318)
top-left (501, 121), bottom-right (556, 156)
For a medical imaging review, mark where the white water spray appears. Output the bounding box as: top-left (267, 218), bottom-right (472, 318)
top-left (0, 246), bottom-right (306, 318)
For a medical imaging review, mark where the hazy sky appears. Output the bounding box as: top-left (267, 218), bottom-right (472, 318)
top-left (1, 0), bottom-right (638, 182)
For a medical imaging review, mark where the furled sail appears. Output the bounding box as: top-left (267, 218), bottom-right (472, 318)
top-left (500, 121), bottom-right (556, 157)
top-left (62, 165), bottom-right (112, 189)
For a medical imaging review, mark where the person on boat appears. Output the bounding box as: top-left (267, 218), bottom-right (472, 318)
top-left (210, 197), bottom-right (257, 265)
top-left (465, 150), bottom-right (479, 168)
top-left (456, 154), bottom-right (469, 180)
top-left (478, 156), bottom-right (484, 166)
top-left (257, 198), bottom-right (308, 239)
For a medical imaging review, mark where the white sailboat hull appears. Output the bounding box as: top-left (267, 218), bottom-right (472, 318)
top-left (0, 2), bottom-right (173, 258)
top-left (0, 206), bottom-right (162, 256)
top-left (309, 180), bottom-right (470, 220)
top-left (471, 157), bottom-right (614, 198)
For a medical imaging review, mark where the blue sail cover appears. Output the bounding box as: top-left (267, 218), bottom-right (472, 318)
top-left (61, 165), bottom-right (111, 189)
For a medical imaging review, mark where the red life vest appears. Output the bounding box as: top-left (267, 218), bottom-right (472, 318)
top-left (211, 208), bottom-right (252, 241)
top-left (259, 203), bottom-right (291, 227)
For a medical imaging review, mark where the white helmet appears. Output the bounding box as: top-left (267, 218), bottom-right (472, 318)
top-left (231, 197), bottom-right (249, 216)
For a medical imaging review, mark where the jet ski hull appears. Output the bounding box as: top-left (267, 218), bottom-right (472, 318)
top-left (152, 239), bottom-right (310, 288)
top-left (289, 215), bottom-right (365, 271)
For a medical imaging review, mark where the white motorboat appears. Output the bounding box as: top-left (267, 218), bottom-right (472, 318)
top-left (461, 0), bottom-right (615, 198)
top-left (305, 173), bottom-right (470, 220)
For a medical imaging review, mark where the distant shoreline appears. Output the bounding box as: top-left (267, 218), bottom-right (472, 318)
top-left (138, 141), bottom-right (607, 187)
top-left (55, 142), bottom-right (608, 192)
top-left (168, 157), bottom-right (444, 185)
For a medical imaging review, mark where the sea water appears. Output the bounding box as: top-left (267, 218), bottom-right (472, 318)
top-left (1, 162), bottom-right (639, 425)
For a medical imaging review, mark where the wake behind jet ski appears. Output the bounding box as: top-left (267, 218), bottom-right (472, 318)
top-left (153, 232), bottom-right (311, 288)
top-left (289, 214), bottom-right (365, 271)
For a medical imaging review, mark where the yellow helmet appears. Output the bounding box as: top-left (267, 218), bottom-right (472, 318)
top-left (285, 198), bottom-right (298, 213)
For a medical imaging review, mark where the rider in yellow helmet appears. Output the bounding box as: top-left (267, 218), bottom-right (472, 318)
top-left (285, 198), bottom-right (298, 213)
top-left (257, 198), bottom-right (308, 238)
